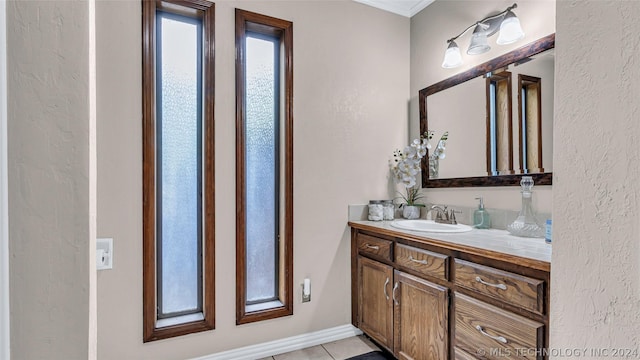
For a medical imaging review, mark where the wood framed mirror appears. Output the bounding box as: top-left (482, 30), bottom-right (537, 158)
top-left (420, 33), bottom-right (554, 188)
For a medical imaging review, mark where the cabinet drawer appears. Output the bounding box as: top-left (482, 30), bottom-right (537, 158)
top-left (455, 293), bottom-right (544, 360)
top-left (357, 233), bottom-right (392, 261)
top-left (395, 243), bottom-right (448, 281)
top-left (454, 259), bottom-right (544, 314)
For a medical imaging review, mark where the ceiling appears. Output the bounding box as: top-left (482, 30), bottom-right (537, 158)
top-left (353, 0), bottom-right (435, 18)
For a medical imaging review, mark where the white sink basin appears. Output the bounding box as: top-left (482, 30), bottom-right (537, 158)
top-left (390, 220), bottom-right (473, 233)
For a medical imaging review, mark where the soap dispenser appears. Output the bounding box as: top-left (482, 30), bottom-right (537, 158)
top-left (473, 196), bottom-right (491, 229)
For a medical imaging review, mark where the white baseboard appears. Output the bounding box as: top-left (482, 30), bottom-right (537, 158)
top-left (189, 324), bottom-right (363, 360)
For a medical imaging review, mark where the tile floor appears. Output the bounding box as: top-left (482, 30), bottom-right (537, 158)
top-left (258, 335), bottom-right (380, 360)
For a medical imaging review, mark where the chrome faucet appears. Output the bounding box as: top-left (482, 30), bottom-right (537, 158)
top-left (430, 205), bottom-right (460, 225)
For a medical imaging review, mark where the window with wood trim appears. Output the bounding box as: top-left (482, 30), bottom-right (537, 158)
top-left (485, 71), bottom-right (514, 176)
top-left (518, 74), bottom-right (543, 174)
top-left (235, 9), bottom-right (293, 325)
top-left (142, 0), bottom-right (214, 342)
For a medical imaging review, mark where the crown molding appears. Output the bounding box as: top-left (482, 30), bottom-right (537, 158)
top-left (354, 0), bottom-right (435, 17)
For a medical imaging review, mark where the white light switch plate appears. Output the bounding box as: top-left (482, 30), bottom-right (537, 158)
top-left (96, 238), bottom-right (113, 270)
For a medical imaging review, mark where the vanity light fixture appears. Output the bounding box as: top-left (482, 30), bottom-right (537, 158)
top-left (441, 3), bottom-right (525, 69)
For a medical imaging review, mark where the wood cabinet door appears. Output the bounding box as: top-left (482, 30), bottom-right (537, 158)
top-left (393, 270), bottom-right (449, 360)
top-left (358, 256), bottom-right (394, 351)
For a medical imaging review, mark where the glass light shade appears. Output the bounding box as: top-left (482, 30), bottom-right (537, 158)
top-left (496, 11), bottom-right (525, 45)
top-left (442, 41), bottom-right (462, 68)
top-left (467, 25), bottom-right (491, 55)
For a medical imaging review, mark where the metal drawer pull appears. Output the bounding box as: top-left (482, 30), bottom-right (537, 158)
top-left (409, 255), bottom-right (428, 265)
top-left (383, 278), bottom-right (390, 300)
top-left (475, 276), bottom-right (507, 290)
top-left (392, 282), bottom-right (399, 305)
top-left (476, 325), bottom-right (508, 344)
top-left (365, 244), bottom-right (380, 250)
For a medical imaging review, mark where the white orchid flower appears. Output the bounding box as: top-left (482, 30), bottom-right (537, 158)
top-left (417, 146), bottom-right (427, 158)
top-left (403, 145), bottom-right (417, 158)
top-left (389, 130), bottom-right (447, 199)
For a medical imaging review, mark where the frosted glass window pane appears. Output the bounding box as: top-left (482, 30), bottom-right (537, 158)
top-left (245, 36), bottom-right (278, 303)
top-left (157, 14), bottom-right (201, 316)
top-left (489, 82), bottom-right (497, 174)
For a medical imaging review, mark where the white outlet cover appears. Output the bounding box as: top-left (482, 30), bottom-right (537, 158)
top-left (96, 238), bottom-right (113, 270)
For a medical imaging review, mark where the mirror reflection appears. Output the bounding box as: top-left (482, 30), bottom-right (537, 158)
top-left (420, 34), bottom-right (554, 187)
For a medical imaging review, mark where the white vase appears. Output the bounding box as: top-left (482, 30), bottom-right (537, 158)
top-left (402, 205), bottom-right (421, 220)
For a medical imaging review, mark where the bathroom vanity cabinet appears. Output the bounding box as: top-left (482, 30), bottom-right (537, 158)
top-left (349, 221), bottom-right (550, 360)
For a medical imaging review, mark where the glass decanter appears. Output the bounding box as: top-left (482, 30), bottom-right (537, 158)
top-left (507, 176), bottom-right (545, 238)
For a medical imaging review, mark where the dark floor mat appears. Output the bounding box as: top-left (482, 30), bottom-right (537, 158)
top-left (345, 351), bottom-right (396, 360)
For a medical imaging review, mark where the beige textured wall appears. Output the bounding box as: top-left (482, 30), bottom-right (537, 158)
top-left (551, 0), bottom-right (640, 352)
top-left (0, 3), bottom-right (9, 360)
top-left (410, 0), bottom-right (555, 212)
top-left (96, 1), bottom-right (409, 358)
top-left (7, 0), bottom-right (94, 359)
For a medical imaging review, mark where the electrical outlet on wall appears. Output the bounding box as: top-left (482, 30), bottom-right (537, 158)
top-left (96, 238), bottom-right (113, 270)
top-left (302, 278), bottom-right (311, 303)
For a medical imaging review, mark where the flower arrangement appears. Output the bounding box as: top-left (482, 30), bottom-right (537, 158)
top-left (390, 131), bottom-right (448, 208)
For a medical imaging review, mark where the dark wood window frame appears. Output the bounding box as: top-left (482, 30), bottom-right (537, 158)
top-left (485, 71), bottom-right (514, 176)
top-left (142, 0), bottom-right (215, 342)
top-left (518, 74), bottom-right (543, 174)
top-left (235, 8), bottom-right (293, 325)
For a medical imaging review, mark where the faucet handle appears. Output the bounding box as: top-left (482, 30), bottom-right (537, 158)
top-left (449, 209), bottom-right (461, 225)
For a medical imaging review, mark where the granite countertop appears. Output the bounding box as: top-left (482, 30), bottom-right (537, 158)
top-left (348, 220), bottom-right (551, 271)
